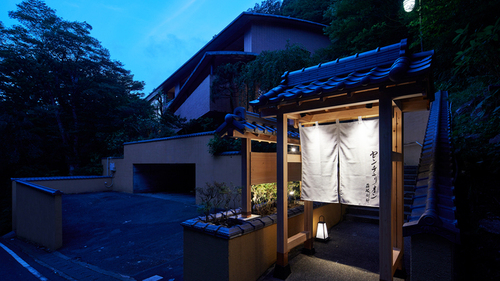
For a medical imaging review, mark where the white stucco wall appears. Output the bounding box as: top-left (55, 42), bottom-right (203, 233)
top-left (175, 75), bottom-right (211, 120)
top-left (107, 134), bottom-right (241, 205)
top-left (244, 23), bottom-right (331, 54)
top-left (404, 110), bottom-right (430, 166)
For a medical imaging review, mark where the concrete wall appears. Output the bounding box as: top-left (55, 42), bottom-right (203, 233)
top-left (107, 133), bottom-right (241, 204)
top-left (175, 75), bottom-right (211, 120)
top-left (244, 23), bottom-right (331, 54)
top-left (12, 181), bottom-right (62, 250)
top-left (404, 111), bottom-right (429, 166)
top-left (184, 203), bottom-right (342, 281)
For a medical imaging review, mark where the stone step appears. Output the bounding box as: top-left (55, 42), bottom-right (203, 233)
top-left (344, 213), bottom-right (379, 224)
top-left (403, 165), bottom-right (418, 222)
top-left (344, 206), bottom-right (379, 224)
top-left (346, 205), bottom-right (379, 216)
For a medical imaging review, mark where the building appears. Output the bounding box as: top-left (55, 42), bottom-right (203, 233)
top-left (145, 12), bottom-right (331, 121)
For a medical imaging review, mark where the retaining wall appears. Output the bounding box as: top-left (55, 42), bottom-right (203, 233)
top-left (183, 203), bottom-right (344, 281)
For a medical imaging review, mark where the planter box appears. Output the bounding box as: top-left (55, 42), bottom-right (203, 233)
top-left (182, 203), bottom-right (344, 281)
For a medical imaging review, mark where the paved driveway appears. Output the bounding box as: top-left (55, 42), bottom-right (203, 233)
top-left (60, 191), bottom-right (198, 280)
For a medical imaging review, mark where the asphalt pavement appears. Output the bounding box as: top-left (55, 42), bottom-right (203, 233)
top-left (1, 191), bottom-right (198, 281)
top-left (1, 191), bottom-right (410, 281)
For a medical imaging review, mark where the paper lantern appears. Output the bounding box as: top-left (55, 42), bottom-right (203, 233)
top-left (316, 215), bottom-right (329, 241)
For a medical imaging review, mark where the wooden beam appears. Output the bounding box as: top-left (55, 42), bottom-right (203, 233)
top-left (259, 83), bottom-right (426, 117)
top-left (287, 113), bottom-right (301, 120)
top-left (287, 154), bottom-right (301, 163)
top-left (287, 232), bottom-right (308, 250)
top-left (379, 94), bottom-right (393, 281)
top-left (230, 130), bottom-right (300, 145)
top-left (301, 106), bottom-right (380, 123)
top-left (241, 138), bottom-right (252, 217)
top-left (402, 98), bottom-right (430, 112)
top-left (260, 90), bottom-right (380, 117)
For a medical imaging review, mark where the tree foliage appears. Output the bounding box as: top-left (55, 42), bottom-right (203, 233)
top-left (324, 0), bottom-right (408, 57)
top-left (247, 0), bottom-right (282, 15)
top-left (210, 61), bottom-right (247, 113)
top-left (281, 0), bottom-right (332, 24)
top-left (247, 0), bottom-right (332, 24)
top-left (0, 0), bottom-right (151, 176)
top-left (210, 43), bottom-right (313, 112)
top-left (241, 43), bottom-right (313, 101)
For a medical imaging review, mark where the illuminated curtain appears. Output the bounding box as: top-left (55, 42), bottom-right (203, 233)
top-left (299, 123), bottom-right (339, 203)
top-left (339, 118), bottom-right (379, 207)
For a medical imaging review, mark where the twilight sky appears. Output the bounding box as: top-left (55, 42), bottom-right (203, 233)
top-left (0, 0), bottom-right (259, 96)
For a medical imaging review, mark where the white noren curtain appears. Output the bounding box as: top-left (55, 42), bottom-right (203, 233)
top-left (299, 123), bottom-right (338, 203)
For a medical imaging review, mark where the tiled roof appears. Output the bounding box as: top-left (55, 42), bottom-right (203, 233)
top-left (216, 107), bottom-right (300, 139)
top-left (249, 38), bottom-right (434, 109)
top-left (403, 91), bottom-right (460, 243)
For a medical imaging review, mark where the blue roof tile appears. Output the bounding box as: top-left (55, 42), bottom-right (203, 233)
top-left (403, 91), bottom-right (460, 244)
top-left (249, 39), bottom-right (434, 110)
top-left (216, 108), bottom-right (299, 140)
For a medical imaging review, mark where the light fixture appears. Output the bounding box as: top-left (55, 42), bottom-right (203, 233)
top-left (316, 215), bottom-right (329, 241)
top-left (288, 145), bottom-right (299, 154)
top-left (403, 0), bottom-right (415, 12)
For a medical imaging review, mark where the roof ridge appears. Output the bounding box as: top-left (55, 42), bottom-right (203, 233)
top-left (284, 39), bottom-right (408, 87)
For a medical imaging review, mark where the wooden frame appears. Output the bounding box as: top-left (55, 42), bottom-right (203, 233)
top-left (224, 92), bottom-right (424, 280)
top-left (217, 38), bottom-right (434, 280)
top-left (270, 92), bottom-right (419, 280)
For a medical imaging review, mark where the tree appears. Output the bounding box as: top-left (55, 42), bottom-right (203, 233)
top-left (241, 43), bottom-right (313, 101)
top-left (281, 0), bottom-right (332, 24)
top-left (0, 0), bottom-right (149, 175)
top-left (210, 61), bottom-right (246, 113)
top-left (324, 0), bottom-right (409, 58)
top-left (210, 43), bottom-right (313, 112)
top-left (247, 0), bottom-right (283, 15)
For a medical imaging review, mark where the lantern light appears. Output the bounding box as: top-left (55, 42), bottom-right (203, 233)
top-left (316, 215), bottom-right (329, 241)
top-left (403, 0), bottom-right (415, 12)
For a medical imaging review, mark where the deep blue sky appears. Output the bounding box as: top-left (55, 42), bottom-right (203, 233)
top-left (0, 0), bottom-right (259, 96)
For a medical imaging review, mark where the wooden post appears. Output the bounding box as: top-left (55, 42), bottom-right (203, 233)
top-left (392, 106), bottom-right (404, 271)
top-left (379, 94), bottom-right (393, 281)
top-left (303, 200), bottom-right (314, 254)
top-left (274, 114), bottom-right (291, 279)
top-left (241, 138), bottom-right (252, 218)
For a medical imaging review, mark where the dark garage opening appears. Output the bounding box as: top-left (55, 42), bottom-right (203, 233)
top-left (133, 164), bottom-right (196, 194)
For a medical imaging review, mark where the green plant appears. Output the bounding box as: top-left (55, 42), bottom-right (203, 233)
top-left (196, 181), bottom-right (241, 225)
top-left (251, 181), bottom-right (301, 216)
top-left (207, 134), bottom-right (241, 155)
